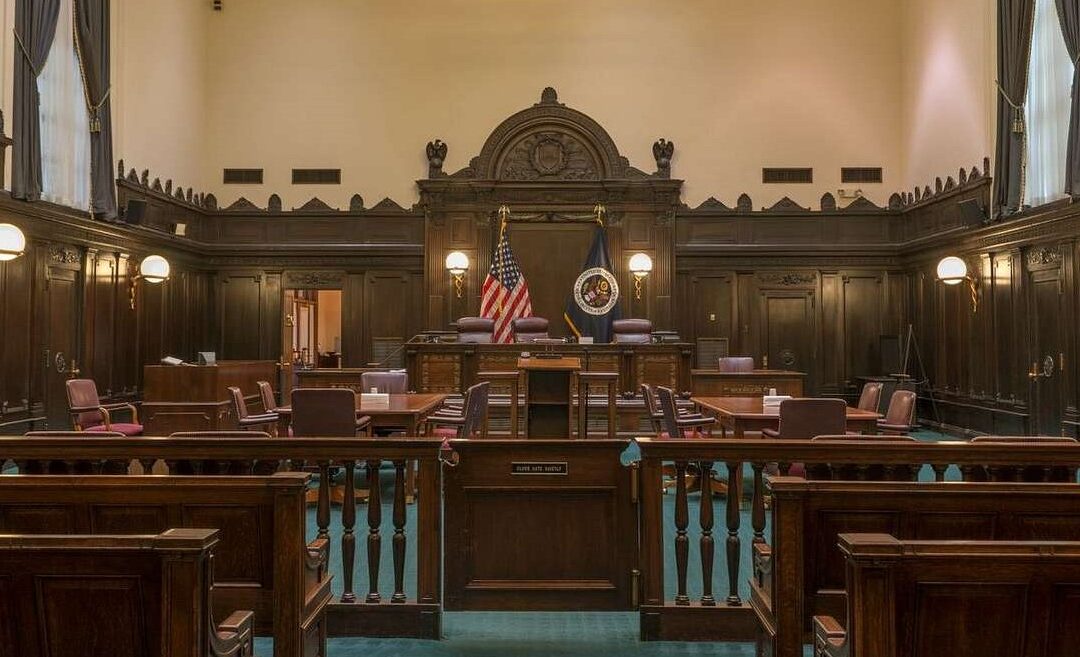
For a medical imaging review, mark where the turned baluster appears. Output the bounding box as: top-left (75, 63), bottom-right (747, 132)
top-left (699, 460), bottom-right (715, 606)
top-left (726, 460), bottom-right (742, 605)
top-left (366, 459), bottom-right (382, 603)
top-left (340, 460), bottom-right (357, 603)
top-left (673, 461), bottom-right (689, 606)
top-left (392, 460), bottom-right (407, 603)
top-left (751, 462), bottom-right (766, 544)
top-left (317, 461), bottom-right (331, 541)
top-left (931, 463), bottom-right (948, 482)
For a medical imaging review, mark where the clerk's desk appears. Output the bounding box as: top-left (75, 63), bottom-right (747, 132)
top-left (142, 360), bottom-right (278, 434)
top-left (689, 368), bottom-right (805, 396)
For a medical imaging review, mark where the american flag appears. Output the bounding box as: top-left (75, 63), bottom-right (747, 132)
top-left (480, 212), bottom-right (532, 343)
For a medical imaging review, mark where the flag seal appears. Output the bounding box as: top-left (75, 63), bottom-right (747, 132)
top-left (573, 267), bottom-right (620, 316)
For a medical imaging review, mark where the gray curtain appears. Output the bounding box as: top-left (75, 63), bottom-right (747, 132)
top-left (1059, 0), bottom-right (1080, 197)
top-left (994, 0), bottom-right (1037, 216)
top-left (74, 0), bottom-right (116, 219)
top-left (10, 0), bottom-right (61, 201)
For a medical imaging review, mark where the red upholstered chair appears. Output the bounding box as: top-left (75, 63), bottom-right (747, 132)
top-left (65, 379), bottom-right (143, 435)
top-left (656, 386), bottom-right (715, 439)
top-left (878, 390), bottom-right (916, 434)
top-left (611, 319), bottom-right (653, 344)
top-left (641, 383), bottom-right (709, 434)
top-left (427, 381), bottom-right (489, 441)
top-left (257, 380), bottom-right (279, 413)
top-left (512, 317), bottom-right (550, 343)
top-left (228, 386), bottom-right (278, 433)
top-left (290, 388), bottom-right (372, 437)
top-left (762, 398), bottom-right (847, 476)
top-left (456, 317), bottom-right (495, 344)
top-left (359, 371), bottom-right (408, 394)
top-left (855, 381), bottom-right (884, 413)
top-left (718, 357), bottom-right (755, 373)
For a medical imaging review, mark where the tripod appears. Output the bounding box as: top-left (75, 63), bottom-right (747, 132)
top-left (895, 323), bottom-right (941, 427)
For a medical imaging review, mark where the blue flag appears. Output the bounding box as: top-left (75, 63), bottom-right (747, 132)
top-left (564, 225), bottom-right (622, 342)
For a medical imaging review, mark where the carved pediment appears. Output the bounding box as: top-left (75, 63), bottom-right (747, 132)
top-left (765, 197), bottom-right (810, 213)
top-left (695, 197), bottom-right (732, 211)
top-left (369, 197), bottom-right (409, 213)
top-left (222, 196), bottom-right (261, 212)
top-left (841, 196), bottom-right (884, 212)
top-left (293, 197), bottom-right (338, 213)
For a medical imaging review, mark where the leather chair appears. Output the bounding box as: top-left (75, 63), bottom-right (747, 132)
top-left (456, 317), bottom-right (495, 344)
top-left (641, 383), bottom-right (707, 434)
top-left (512, 317), bottom-right (550, 343)
top-left (718, 357), bottom-right (755, 373)
top-left (611, 319), bottom-right (653, 344)
top-left (65, 379), bottom-right (143, 435)
top-left (656, 386), bottom-right (715, 439)
top-left (360, 371), bottom-right (408, 394)
top-left (257, 380), bottom-right (279, 413)
top-left (878, 390), bottom-right (916, 434)
top-left (762, 399), bottom-right (847, 439)
top-left (428, 381), bottom-right (490, 440)
top-left (228, 386), bottom-right (278, 433)
top-left (290, 388), bottom-right (372, 437)
top-left (855, 381), bottom-right (884, 413)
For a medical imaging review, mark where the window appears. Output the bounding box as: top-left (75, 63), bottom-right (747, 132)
top-left (38, 0), bottom-right (90, 210)
top-left (1024, 0), bottom-right (1074, 207)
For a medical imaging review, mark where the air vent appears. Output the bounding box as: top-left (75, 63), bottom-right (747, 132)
top-left (841, 167), bottom-right (883, 184)
top-left (292, 168), bottom-right (341, 185)
top-left (223, 168), bottom-right (263, 184)
top-left (763, 168), bottom-right (813, 184)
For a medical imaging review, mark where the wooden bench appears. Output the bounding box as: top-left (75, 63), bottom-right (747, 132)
top-left (754, 478), bottom-right (1080, 657)
top-left (0, 472), bottom-right (329, 657)
top-left (814, 534), bottom-right (1080, 657)
top-left (0, 528), bottom-right (254, 657)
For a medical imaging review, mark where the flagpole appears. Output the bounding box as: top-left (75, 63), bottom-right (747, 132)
top-left (496, 205), bottom-right (509, 315)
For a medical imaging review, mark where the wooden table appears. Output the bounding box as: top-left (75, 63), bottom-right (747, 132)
top-left (690, 396), bottom-right (881, 438)
top-left (277, 392), bottom-right (447, 436)
top-left (690, 369), bottom-right (806, 397)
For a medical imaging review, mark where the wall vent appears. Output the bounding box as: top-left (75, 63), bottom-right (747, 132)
top-left (223, 168), bottom-right (263, 184)
top-left (762, 167), bottom-right (813, 184)
top-left (841, 167), bottom-right (883, 184)
top-left (292, 168), bottom-right (341, 185)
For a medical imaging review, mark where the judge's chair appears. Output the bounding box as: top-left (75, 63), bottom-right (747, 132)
top-left (456, 317), bottom-right (495, 343)
top-left (512, 317), bottom-right (550, 342)
top-left (611, 319), bottom-right (652, 343)
top-left (718, 356), bottom-right (755, 372)
top-left (65, 379), bottom-right (143, 435)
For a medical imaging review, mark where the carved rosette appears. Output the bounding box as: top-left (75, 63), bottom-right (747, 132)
top-left (499, 131), bottom-right (598, 181)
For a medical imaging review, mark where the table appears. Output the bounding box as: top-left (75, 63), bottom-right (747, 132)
top-left (519, 357), bottom-right (581, 438)
top-left (691, 396), bottom-right (881, 437)
top-left (689, 369), bottom-right (805, 397)
top-left (277, 392), bottom-right (447, 436)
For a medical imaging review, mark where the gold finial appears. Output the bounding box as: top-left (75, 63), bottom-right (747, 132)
top-left (498, 204), bottom-right (510, 224)
top-left (593, 203), bottom-right (606, 226)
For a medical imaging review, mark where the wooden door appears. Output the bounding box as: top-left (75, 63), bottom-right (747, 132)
top-left (43, 263), bottom-right (81, 428)
top-left (1029, 267), bottom-right (1064, 435)
top-left (760, 291), bottom-right (815, 374)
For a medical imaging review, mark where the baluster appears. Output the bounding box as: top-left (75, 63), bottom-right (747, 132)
top-left (139, 458), bottom-right (156, 475)
top-left (726, 460), bottom-right (742, 605)
top-left (317, 461), bottom-right (331, 541)
top-left (673, 461), bottom-right (689, 606)
top-left (699, 460), bottom-right (715, 606)
top-left (751, 462), bottom-right (766, 544)
top-left (931, 463), bottom-right (948, 482)
top-left (340, 460), bottom-right (357, 603)
top-left (366, 459), bottom-right (382, 603)
top-left (959, 465), bottom-right (976, 481)
top-left (392, 459), bottom-right (407, 603)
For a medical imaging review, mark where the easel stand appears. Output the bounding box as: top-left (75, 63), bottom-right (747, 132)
top-left (894, 323), bottom-right (941, 427)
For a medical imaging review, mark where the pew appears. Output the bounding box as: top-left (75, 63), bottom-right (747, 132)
top-left (0, 528), bottom-right (255, 657)
top-left (754, 477), bottom-right (1080, 657)
top-left (0, 473), bottom-right (329, 657)
top-left (814, 534), bottom-right (1080, 657)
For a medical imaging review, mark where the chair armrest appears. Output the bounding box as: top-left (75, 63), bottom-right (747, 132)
top-left (100, 402), bottom-right (139, 424)
top-left (305, 537), bottom-right (329, 583)
top-left (877, 421), bottom-right (912, 432)
top-left (355, 416), bottom-right (372, 436)
top-left (752, 542), bottom-right (773, 591)
top-left (762, 428), bottom-right (781, 438)
top-left (676, 415), bottom-right (715, 428)
top-left (813, 615), bottom-right (847, 657)
top-left (211, 609), bottom-right (255, 657)
top-left (429, 415), bottom-right (465, 426)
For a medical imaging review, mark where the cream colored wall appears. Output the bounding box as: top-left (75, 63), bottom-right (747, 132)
top-left (201, 0), bottom-right (906, 209)
top-left (900, 0), bottom-right (996, 192)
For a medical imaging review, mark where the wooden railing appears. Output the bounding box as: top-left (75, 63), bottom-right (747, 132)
top-left (0, 436), bottom-right (446, 639)
top-left (635, 437), bottom-right (1080, 641)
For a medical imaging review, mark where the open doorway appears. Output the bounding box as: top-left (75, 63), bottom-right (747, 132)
top-left (284, 289), bottom-right (342, 368)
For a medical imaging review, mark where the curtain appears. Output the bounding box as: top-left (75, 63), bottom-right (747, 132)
top-left (38, 0), bottom-right (90, 210)
top-left (10, 0), bottom-right (61, 201)
top-left (994, 0), bottom-right (1037, 216)
top-left (1059, 0), bottom-right (1080, 196)
top-left (74, 0), bottom-right (116, 219)
top-left (1024, 0), bottom-right (1073, 206)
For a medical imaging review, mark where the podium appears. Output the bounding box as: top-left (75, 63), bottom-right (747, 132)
top-left (518, 357), bottom-right (580, 438)
top-left (142, 360), bottom-right (278, 434)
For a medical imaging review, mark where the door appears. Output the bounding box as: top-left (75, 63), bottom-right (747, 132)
top-left (1028, 267), bottom-right (1064, 435)
top-left (760, 291), bottom-right (815, 374)
top-left (43, 263), bottom-right (81, 428)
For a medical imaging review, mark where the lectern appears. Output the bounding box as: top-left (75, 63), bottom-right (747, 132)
top-left (518, 357), bottom-right (580, 438)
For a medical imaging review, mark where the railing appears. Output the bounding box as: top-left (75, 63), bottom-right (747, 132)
top-left (634, 437), bottom-right (1080, 641)
top-left (0, 436), bottom-right (446, 639)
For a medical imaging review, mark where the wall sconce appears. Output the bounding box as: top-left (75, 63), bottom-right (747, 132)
top-left (130, 254), bottom-right (171, 309)
top-left (445, 251), bottom-right (469, 299)
top-left (0, 223), bottom-right (26, 261)
top-left (629, 252), bottom-right (653, 299)
top-left (936, 255), bottom-right (978, 312)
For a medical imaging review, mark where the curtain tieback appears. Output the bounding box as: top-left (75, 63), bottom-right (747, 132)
top-left (85, 88), bottom-right (111, 133)
top-left (12, 28), bottom-right (40, 76)
top-left (995, 80), bottom-right (1026, 135)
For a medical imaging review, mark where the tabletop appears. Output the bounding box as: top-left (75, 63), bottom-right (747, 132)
top-left (279, 393), bottom-right (448, 416)
top-left (690, 396), bottom-right (881, 421)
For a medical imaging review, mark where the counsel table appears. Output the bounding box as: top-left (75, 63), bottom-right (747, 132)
top-left (277, 393), bottom-right (447, 436)
top-left (691, 396), bottom-right (881, 437)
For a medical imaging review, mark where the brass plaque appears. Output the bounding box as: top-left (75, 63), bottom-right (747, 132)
top-left (510, 461), bottom-right (569, 476)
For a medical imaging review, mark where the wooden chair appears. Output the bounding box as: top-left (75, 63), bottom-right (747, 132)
top-left (0, 529), bottom-right (254, 657)
top-left (717, 356), bottom-right (755, 372)
top-left (854, 381), bottom-right (883, 413)
top-left (427, 381), bottom-right (490, 440)
top-left (228, 385), bottom-right (278, 432)
top-left (762, 398), bottom-right (847, 476)
top-left (290, 387), bottom-right (372, 437)
top-left (655, 385), bottom-right (715, 439)
top-left (878, 389), bottom-right (916, 434)
top-left (64, 378), bottom-right (143, 435)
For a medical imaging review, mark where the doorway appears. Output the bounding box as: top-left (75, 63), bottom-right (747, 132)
top-left (284, 289), bottom-right (342, 368)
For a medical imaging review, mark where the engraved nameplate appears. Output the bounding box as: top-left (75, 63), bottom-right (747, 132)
top-left (510, 461), bottom-right (568, 475)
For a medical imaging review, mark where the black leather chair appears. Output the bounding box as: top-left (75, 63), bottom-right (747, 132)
top-left (456, 317), bottom-right (496, 343)
top-left (512, 317), bottom-right (550, 342)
